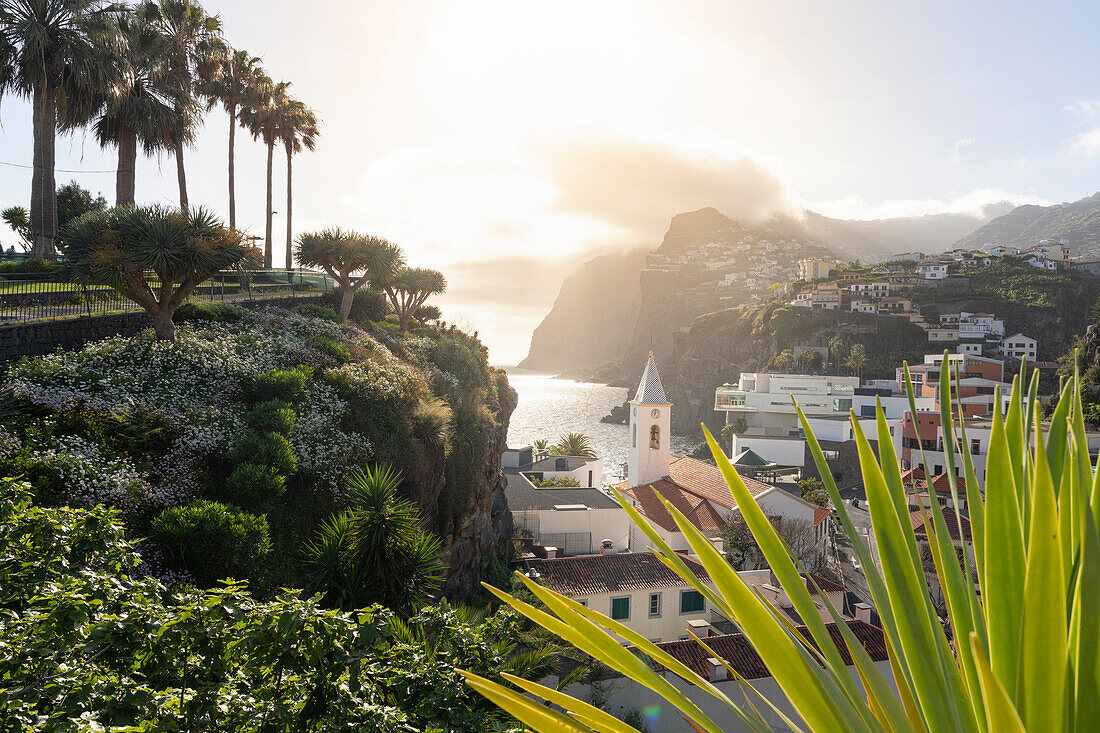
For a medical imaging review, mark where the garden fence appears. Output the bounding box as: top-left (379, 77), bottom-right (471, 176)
top-left (0, 269), bottom-right (334, 324)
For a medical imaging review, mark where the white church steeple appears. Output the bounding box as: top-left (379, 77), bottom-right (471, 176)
top-left (628, 352), bottom-right (671, 487)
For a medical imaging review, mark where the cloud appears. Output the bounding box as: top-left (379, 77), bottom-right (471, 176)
top-left (1071, 127), bottom-right (1100, 157)
top-left (1066, 100), bottom-right (1100, 119)
top-left (952, 137), bottom-right (975, 158)
top-left (808, 187), bottom-right (1048, 221)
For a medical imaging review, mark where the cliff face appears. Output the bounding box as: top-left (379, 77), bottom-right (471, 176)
top-left (518, 250), bottom-right (646, 372)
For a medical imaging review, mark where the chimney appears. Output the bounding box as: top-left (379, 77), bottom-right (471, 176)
top-left (706, 657), bottom-right (727, 682)
top-left (544, 546), bottom-right (559, 559)
top-left (556, 457), bottom-right (568, 471)
top-left (854, 602), bottom-right (872, 624)
top-left (709, 536), bottom-right (725, 555)
top-left (600, 539), bottom-right (614, 555)
top-left (688, 619), bottom-right (712, 638)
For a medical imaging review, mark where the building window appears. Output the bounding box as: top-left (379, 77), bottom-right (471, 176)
top-left (971, 439), bottom-right (981, 454)
top-left (680, 590), bottom-right (705, 614)
top-left (611, 596), bottom-right (630, 620)
top-left (632, 424), bottom-right (636, 448)
top-left (650, 425), bottom-right (660, 450)
top-left (588, 470), bottom-right (593, 487)
top-left (649, 592), bottom-right (662, 618)
top-left (577, 599), bottom-right (587, 607)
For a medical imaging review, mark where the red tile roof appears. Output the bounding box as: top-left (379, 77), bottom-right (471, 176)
top-left (531, 552), bottom-right (712, 596)
top-left (813, 506), bottom-right (831, 527)
top-left (901, 467), bottom-right (968, 496)
top-left (612, 457), bottom-right (774, 533)
top-left (653, 620), bottom-right (887, 680)
top-left (910, 506), bottom-right (972, 542)
top-left (807, 572), bottom-right (845, 594)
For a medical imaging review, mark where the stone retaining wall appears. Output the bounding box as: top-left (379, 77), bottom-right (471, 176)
top-left (0, 295), bottom-right (325, 363)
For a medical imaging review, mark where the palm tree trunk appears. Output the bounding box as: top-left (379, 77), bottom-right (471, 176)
top-left (264, 141), bottom-right (274, 268)
top-left (227, 105), bottom-right (236, 229)
top-left (30, 84), bottom-right (58, 260)
top-left (116, 125), bottom-right (138, 206)
top-left (175, 141), bottom-right (188, 211)
top-left (285, 144), bottom-right (293, 269)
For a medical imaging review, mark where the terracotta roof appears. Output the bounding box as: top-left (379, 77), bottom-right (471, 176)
top-left (613, 457), bottom-right (774, 533)
top-left (910, 506), bottom-right (972, 542)
top-left (807, 572), bottom-right (845, 594)
top-left (901, 468), bottom-right (968, 496)
top-left (531, 552), bottom-right (711, 596)
top-left (653, 620), bottom-right (887, 680)
top-left (813, 506), bottom-right (831, 527)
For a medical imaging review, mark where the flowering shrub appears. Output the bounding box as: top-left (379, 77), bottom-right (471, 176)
top-left (0, 307), bottom-right (503, 590)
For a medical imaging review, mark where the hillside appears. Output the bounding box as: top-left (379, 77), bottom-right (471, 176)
top-left (522, 203), bottom-right (1000, 376)
top-left (954, 191), bottom-right (1100, 252)
top-left (0, 304), bottom-right (514, 598)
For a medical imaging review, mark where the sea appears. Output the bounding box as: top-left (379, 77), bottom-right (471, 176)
top-left (503, 367), bottom-right (696, 484)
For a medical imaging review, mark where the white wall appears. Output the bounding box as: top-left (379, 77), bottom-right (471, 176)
top-left (519, 506), bottom-right (635, 555)
top-left (731, 435), bottom-right (806, 467)
top-left (753, 488), bottom-right (815, 526)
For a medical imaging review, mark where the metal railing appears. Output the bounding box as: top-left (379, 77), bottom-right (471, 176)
top-left (0, 268), bottom-right (334, 324)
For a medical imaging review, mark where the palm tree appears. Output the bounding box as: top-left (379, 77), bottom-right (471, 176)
top-left (305, 465), bottom-right (443, 614)
top-left (199, 47), bottom-right (263, 229)
top-left (62, 205), bottom-right (254, 340)
top-left (144, 0), bottom-right (223, 211)
top-left (240, 76), bottom-right (289, 267)
top-left (552, 432), bottom-right (596, 458)
top-left (294, 228), bottom-right (404, 317)
top-left (844, 342), bottom-right (867, 380)
top-left (376, 266), bottom-right (448, 331)
top-left (93, 10), bottom-right (185, 206)
top-left (0, 0), bottom-right (123, 258)
top-left (278, 97), bottom-right (319, 269)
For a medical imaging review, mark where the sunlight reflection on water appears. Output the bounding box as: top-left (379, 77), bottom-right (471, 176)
top-left (503, 368), bottom-right (695, 484)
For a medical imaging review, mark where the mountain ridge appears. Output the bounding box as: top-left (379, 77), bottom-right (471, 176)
top-left (953, 191), bottom-right (1100, 252)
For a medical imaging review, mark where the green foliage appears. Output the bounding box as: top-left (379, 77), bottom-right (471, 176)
top-left (0, 258), bottom-right (59, 274)
top-left (306, 465), bottom-right (443, 614)
top-left (243, 365), bottom-right (312, 403)
top-left (149, 500), bottom-right (271, 586)
top-left (412, 396), bottom-right (454, 449)
top-left (0, 480), bottom-right (542, 731)
top-left (797, 476), bottom-right (829, 507)
top-left (343, 286), bottom-right (391, 323)
top-left (769, 347), bottom-right (795, 371)
top-left (245, 399), bottom-right (297, 435)
top-left (234, 432), bottom-right (298, 476)
top-left (296, 302), bottom-right (344, 323)
top-left (172, 301), bottom-right (243, 323)
top-left (224, 463), bottom-right (286, 508)
top-left (307, 334), bottom-right (352, 363)
top-left (529, 475), bottom-right (581, 488)
top-left (551, 432), bottom-right (596, 458)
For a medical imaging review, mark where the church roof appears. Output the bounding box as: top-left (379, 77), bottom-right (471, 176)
top-left (731, 448), bottom-right (777, 468)
top-left (634, 352), bottom-right (668, 403)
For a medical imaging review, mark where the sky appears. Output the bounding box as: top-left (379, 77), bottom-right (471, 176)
top-left (2, 0), bottom-right (1099, 364)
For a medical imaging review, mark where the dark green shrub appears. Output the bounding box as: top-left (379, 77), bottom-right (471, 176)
top-left (172, 301), bottom-right (242, 323)
top-left (234, 433), bottom-right (298, 475)
top-left (246, 400), bottom-right (297, 435)
top-left (243, 366), bottom-right (312, 403)
top-left (148, 500), bottom-right (271, 586)
top-left (412, 397), bottom-right (453, 449)
top-left (0, 258), bottom-right (59, 274)
top-left (307, 336), bottom-right (352, 363)
top-left (224, 463), bottom-right (286, 508)
top-left (296, 303), bottom-right (344, 323)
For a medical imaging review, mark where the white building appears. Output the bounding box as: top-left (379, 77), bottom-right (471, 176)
top-left (1001, 333), bottom-right (1037, 360)
top-left (797, 258), bottom-right (839, 282)
top-left (957, 311), bottom-right (1005, 340)
top-left (1024, 254), bottom-right (1057, 271)
top-left (714, 372), bottom-right (860, 436)
top-left (916, 261), bottom-right (948, 280)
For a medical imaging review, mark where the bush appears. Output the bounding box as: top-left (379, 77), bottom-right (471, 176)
top-left (245, 400), bottom-right (297, 435)
top-left (412, 397), bottom-right (453, 449)
top-left (173, 301), bottom-right (243, 324)
top-left (243, 366), bottom-right (312, 404)
top-left (148, 500), bottom-right (271, 586)
top-left (307, 336), bottom-right (352, 364)
top-left (0, 258), bottom-right (59, 274)
top-left (234, 433), bottom-right (298, 475)
top-left (224, 463), bottom-right (286, 508)
top-left (296, 303), bottom-right (344, 323)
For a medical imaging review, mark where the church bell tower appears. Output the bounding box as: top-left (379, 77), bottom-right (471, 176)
top-left (628, 352), bottom-right (672, 487)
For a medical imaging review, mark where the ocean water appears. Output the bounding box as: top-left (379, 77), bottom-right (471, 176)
top-left (503, 368), bottom-right (696, 484)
